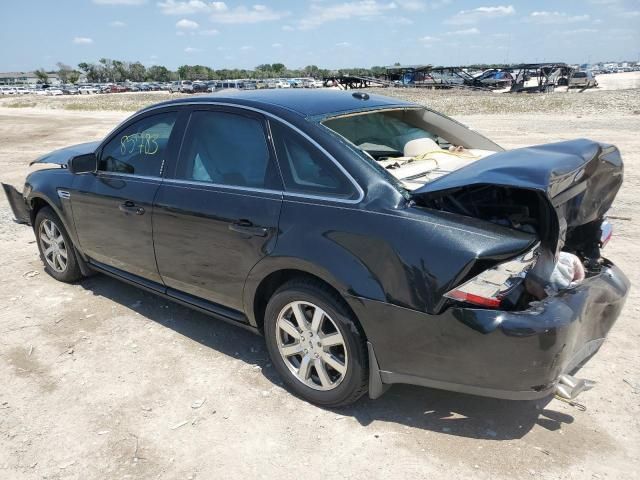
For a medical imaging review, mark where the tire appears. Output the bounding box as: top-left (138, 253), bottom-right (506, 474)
top-left (34, 206), bottom-right (83, 282)
top-left (264, 279), bottom-right (368, 407)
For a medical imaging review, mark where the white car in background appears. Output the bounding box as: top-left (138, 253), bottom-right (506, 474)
top-left (78, 85), bottom-right (98, 94)
top-left (0, 86), bottom-right (17, 95)
top-left (45, 88), bottom-right (63, 96)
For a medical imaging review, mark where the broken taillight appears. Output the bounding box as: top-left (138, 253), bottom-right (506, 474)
top-left (444, 245), bottom-right (539, 309)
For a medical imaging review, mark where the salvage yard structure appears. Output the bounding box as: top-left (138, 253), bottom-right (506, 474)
top-left (331, 63), bottom-right (577, 93)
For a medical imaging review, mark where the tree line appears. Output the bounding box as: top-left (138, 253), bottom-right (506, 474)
top-left (33, 59), bottom-right (389, 83)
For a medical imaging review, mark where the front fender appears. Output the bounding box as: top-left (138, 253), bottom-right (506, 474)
top-left (25, 169), bottom-right (83, 254)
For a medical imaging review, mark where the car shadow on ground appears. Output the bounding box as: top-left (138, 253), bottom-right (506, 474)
top-left (80, 275), bottom-right (574, 441)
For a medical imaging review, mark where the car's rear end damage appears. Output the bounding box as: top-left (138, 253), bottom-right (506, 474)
top-left (360, 139), bottom-right (629, 401)
top-left (411, 138), bottom-right (624, 311)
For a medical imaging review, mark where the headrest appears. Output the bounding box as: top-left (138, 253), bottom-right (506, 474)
top-left (403, 138), bottom-right (441, 157)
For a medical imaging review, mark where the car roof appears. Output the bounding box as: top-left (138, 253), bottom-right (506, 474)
top-left (144, 89), bottom-right (415, 118)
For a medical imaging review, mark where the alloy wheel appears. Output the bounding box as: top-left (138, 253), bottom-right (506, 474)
top-left (39, 219), bottom-right (68, 273)
top-left (275, 301), bottom-right (348, 391)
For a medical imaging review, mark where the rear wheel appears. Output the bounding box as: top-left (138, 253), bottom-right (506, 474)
top-left (35, 207), bottom-right (82, 282)
top-left (264, 279), bottom-right (368, 407)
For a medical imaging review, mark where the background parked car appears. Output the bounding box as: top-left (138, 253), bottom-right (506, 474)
top-left (61, 85), bottom-right (79, 95)
top-left (107, 84), bottom-right (128, 93)
top-left (569, 71), bottom-right (598, 88)
top-left (78, 85), bottom-right (98, 94)
top-left (192, 81), bottom-right (208, 93)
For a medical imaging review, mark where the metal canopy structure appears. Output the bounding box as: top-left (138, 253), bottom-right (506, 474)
top-left (503, 63), bottom-right (573, 93)
top-left (326, 63), bottom-right (574, 93)
top-left (380, 63), bottom-right (573, 92)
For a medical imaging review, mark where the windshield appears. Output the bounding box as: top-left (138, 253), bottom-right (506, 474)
top-left (573, 72), bottom-right (587, 78)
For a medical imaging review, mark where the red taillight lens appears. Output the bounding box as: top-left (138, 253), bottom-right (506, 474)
top-left (445, 290), bottom-right (502, 308)
top-left (444, 244), bottom-right (539, 309)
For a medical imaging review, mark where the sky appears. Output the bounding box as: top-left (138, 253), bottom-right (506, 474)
top-left (1, 0), bottom-right (639, 72)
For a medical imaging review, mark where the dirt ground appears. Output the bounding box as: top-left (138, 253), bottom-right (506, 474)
top-left (0, 95), bottom-right (639, 479)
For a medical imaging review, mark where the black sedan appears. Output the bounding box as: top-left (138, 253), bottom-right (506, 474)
top-left (2, 90), bottom-right (629, 407)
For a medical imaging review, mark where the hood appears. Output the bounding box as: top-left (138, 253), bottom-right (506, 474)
top-left (411, 139), bottom-right (623, 232)
top-left (29, 141), bottom-right (101, 167)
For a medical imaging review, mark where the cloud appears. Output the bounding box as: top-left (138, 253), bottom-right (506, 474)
top-left (446, 5), bottom-right (515, 25)
top-left (93, 0), bottom-right (146, 4)
top-left (419, 35), bottom-right (439, 42)
top-left (528, 11), bottom-right (590, 24)
top-left (389, 16), bottom-right (414, 25)
top-left (446, 27), bottom-right (480, 35)
top-left (184, 46), bottom-right (202, 53)
top-left (282, 24), bottom-right (295, 31)
top-left (157, 0), bottom-right (208, 15)
top-left (73, 37), bottom-right (94, 44)
top-left (397, 0), bottom-right (425, 10)
top-left (272, 42), bottom-right (283, 48)
top-left (298, 1), bottom-right (397, 30)
top-left (335, 41), bottom-right (352, 47)
top-left (176, 18), bottom-right (199, 29)
top-left (109, 20), bottom-right (127, 27)
top-left (240, 45), bottom-right (254, 51)
top-left (563, 28), bottom-right (598, 34)
top-left (210, 3), bottom-right (290, 24)
top-left (199, 29), bottom-right (219, 36)
top-left (617, 10), bottom-right (640, 17)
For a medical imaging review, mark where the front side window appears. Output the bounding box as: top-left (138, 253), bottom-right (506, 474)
top-left (99, 112), bottom-right (177, 176)
top-left (177, 110), bottom-right (278, 189)
top-left (270, 121), bottom-right (357, 199)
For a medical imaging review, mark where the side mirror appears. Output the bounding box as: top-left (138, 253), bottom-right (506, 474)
top-left (68, 153), bottom-right (97, 174)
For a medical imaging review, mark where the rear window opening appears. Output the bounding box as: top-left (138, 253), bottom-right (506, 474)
top-left (322, 108), bottom-right (501, 191)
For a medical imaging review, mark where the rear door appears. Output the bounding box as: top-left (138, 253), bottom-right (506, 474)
top-left (152, 106), bottom-right (283, 312)
top-left (71, 108), bottom-right (184, 284)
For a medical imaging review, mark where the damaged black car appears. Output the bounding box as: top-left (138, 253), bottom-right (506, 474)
top-left (2, 90), bottom-right (629, 407)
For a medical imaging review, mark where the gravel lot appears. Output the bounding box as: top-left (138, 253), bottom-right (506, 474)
top-left (0, 87), bottom-right (639, 479)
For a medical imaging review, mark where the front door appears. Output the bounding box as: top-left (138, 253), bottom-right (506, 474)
top-left (71, 110), bottom-right (181, 284)
top-left (153, 107), bottom-right (283, 311)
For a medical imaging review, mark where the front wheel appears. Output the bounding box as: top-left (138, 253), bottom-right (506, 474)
top-left (34, 207), bottom-right (83, 282)
top-left (264, 280), bottom-right (368, 407)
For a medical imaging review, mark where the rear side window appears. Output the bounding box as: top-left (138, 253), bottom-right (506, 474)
top-left (270, 121), bottom-right (357, 199)
top-left (177, 110), bottom-right (279, 189)
top-left (99, 112), bottom-right (177, 176)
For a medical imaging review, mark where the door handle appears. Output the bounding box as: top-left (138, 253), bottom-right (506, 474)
top-left (229, 220), bottom-right (268, 237)
top-left (119, 201), bottom-right (145, 215)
